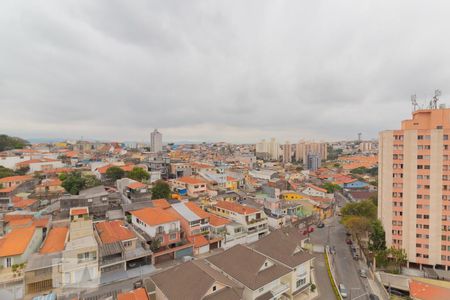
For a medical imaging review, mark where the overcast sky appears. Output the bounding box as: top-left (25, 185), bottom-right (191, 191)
top-left (1, 1), bottom-right (450, 144)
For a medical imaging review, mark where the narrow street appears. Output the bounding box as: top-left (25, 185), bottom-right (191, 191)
top-left (310, 195), bottom-right (371, 300)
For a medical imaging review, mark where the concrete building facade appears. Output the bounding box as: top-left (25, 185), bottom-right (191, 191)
top-left (379, 107), bottom-right (450, 269)
top-left (150, 129), bottom-right (163, 153)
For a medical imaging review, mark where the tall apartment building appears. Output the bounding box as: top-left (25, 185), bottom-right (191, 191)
top-left (255, 138), bottom-right (280, 161)
top-left (295, 141), bottom-right (328, 163)
top-left (379, 107), bottom-right (450, 269)
top-left (282, 141), bottom-right (292, 163)
top-left (150, 129), bottom-right (163, 153)
top-left (306, 153), bottom-right (321, 171)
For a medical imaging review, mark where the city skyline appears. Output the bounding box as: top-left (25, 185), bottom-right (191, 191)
top-left (2, 1), bottom-right (450, 143)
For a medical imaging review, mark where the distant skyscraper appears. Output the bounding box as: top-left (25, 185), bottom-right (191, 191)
top-left (283, 141), bottom-right (292, 163)
top-left (256, 138), bottom-right (280, 161)
top-left (306, 153), bottom-right (321, 171)
top-left (150, 129), bottom-right (163, 152)
top-left (295, 141), bottom-right (328, 163)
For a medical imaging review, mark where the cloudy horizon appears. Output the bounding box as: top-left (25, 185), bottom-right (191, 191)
top-left (1, 1), bottom-right (450, 143)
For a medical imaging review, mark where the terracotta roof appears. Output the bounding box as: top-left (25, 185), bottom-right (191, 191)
top-left (209, 214), bottom-right (230, 227)
top-left (97, 164), bottom-right (135, 174)
top-left (127, 181), bottom-right (147, 190)
top-left (152, 199), bottom-right (171, 209)
top-left (16, 158), bottom-right (58, 167)
top-left (410, 278), bottom-right (450, 300)
top-left (215, 201), bottom-right (259, 215)
top-left (176, 176), bottom-right (206, 185)
top-left (0, 186), bottom-right (16, 193)
top-left (184, 202), bottom-right (210, 219)
top-left (33, 216), bottom-right (50, 228)
top-left (95, 220), bottom-right (136, 244)
top-left (305, 183), bottom-right (327, 193)
top-left (40, 227), bottom-right (68, 254)
top-left (12, 196), bottom-right (37, 209)
top-left (131, 207), bottom-right (179, 226)
top-left (70, 207), bottom-right (89, 216)
top-left (0, 175), bottom-right (33, 183)
top-left (43, 167), bottom-right (72, 175)
top-left (227, 176), bottom-right (238, 182)
top-left (117, 288), bottom-right (149, 300)
top-left (188, 234), bottom-right (209, 248)
top-left (0, 225), bottom-right (36, 257)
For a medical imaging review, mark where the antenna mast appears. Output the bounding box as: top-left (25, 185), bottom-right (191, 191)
top-left (411, 94), bottom-right (418, 111)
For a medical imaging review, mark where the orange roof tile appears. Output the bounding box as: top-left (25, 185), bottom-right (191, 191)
top-left (176, 176), bottom-right (206, 185)
top-left (95, 220), bottom-right (136, 244)
top-left (215, 201), bottom-right (259, 215)
top-left (131, 207), bottom-right (180, 226)
top-left (209, 214), bottom-right (230, 227)
top-left (117, 288), bottom-right (149, 300)
top-left (127, 182), bottom-right (147, 190)
top-left (70, 207), bottom-right (89, 216)
top-left (0, 186), bottom-right (16, 193)
top-left (152, 199), bottom-right (171, 209)
top-left (410, 279), bottom-right (450, 300)
top-left (40, 227), bottom-right (68, 254)
top-left (33, 217), bottom-right (50, 228)
top-left (12, 196), bottom-right (37, 209)
top-left (305, 183), bottom-right (327, 193)
top-left (0, 175), bottom-right (33, 183)
top-left (187, 234), bottom-right (209, 248)
top-left (0, 225), bottom-right (36, 257)
top-left (184, 202), bottom-right (210, 219)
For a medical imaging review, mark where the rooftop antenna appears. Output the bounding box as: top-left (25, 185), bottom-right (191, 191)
top-left (411, 94), bottom-right (418, 111)
top-left (432, 89), bottom-right (441, 109)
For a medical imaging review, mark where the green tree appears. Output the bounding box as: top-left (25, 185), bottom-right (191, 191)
top-left (321, 182), bottom-right (342, 193)
top-left (341, 200), bottom-right (377, 220)
top-left (126, 167), bottom-right (149, 182)
top-left (84, 175), bottom-right (101, 188)
top-left (350, 166), bottom-right (369, 175)
top-left (0, 166), bottom-right (16, 179)
top-left (0, 134), bottom-right (29, 151)
top-left (105, 166), bottom-right (125, 181)
top-left (61, 171), bottom-right (101, 195)
top-left (14, 166), bottom-right (29, 175)
top-left (388, 246), bottom-right (407, 273)
top-left (61, 171), bottom-right (86, 195)
top-left (369, 220), bottom-right (386, 252)
top-left (342, 216), bottom-right (372, 240)
top-left (151, 180), bottom-right (171, 199)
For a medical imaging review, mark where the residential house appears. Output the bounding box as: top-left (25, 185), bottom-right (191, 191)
top-left (130, 207), bottom-right (193, 264)
top-left (209, 201), bottom-right (268, 243)
top-left (171, 176), bottom-right (207, 198)
top-left (206, 244), bottom-right (291, 300)
top-left (301, 184), bottom-right (328, 198)
top-left (249, 228), bottom-right (315, 298)
top-left (151, 260), bottom-right (243, 300)
top-left (16, 158), bottom-right (64, 173)
top-left (118, 287), bottom-right (150, 300)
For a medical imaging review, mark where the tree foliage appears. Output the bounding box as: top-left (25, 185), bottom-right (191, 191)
top-left (61, 171), bottom-right (101, 195)
top-left (0, 135), bottom-right (29, 151)
top-left (151, 180), bottom-right (171, 199)
top-left (126, 167), bottom-right (149, 182)
top-left (321, 182), bottom-right (342, 193)
top-left (105, 166), bottom-right (125, 181)
top-left (0, 166), bottom-right (16, 179)
top-left (341, 200), bottom-right (377, 220)
top-left (369, 219), bottom-right (386, 252)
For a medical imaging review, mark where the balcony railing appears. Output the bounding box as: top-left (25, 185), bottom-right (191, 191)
top-left (271, 283), bottom-right (290, 296)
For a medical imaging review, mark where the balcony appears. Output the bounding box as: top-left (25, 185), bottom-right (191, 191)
top-left (271, 283), bottom-right (290, 297)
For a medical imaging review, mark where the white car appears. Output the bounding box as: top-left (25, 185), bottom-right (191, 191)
top-left (339, 283), bottom-right (348, 298)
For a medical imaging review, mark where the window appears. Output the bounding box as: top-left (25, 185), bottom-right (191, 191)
top-left (212, 286), bottom-right (217, 292)
top-left (169, 233), bottom-right (177, 240)
top-left (296, 278), bottom-right (307, 288)
top-left (6, 257), bottom-right (11, 268)
top-left (123, 240), bottom-right (132, 248)
top-left (445, 135), bottom-right (449, 140)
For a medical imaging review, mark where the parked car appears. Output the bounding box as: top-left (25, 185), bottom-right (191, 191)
top-left (359, 269), bottom-right (367, 278)
top-left (339, 283), bottom-right (348, 298)
top-left (317, 222), bottom-right (325, 228)
top-left (346, 239), bottom-right (353, 245)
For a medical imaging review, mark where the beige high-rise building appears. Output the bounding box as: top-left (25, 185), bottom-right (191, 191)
top-left (283, 141), bottom-right (292, 163)
top-left (379, 107), bottom-right (450, 269)
top-left (295, 141), bottom-right (328, 163)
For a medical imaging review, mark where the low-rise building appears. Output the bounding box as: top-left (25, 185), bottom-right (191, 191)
top-left (171, 176), bottom-right (207, 198)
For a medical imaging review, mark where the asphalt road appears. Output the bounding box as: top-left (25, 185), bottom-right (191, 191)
top-left (310, 195), bottom-right (371, 300)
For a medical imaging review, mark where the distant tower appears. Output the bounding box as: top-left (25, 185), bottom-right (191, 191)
top-left (150, 129), bottom-right (163, 152)
top-left (358, 133), bottom-right (362, 142)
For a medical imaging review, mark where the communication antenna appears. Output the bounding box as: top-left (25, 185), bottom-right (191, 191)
top-left (411, 94), bottom-right (418, 111)
top-left (432, 89), bottom-right (441, 109)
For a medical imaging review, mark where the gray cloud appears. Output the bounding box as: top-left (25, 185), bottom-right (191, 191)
top-left (1, 0), bottom-right (450, 143)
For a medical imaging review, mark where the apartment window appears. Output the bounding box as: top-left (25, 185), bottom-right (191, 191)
top-left (417, 155), bottom-right (423, 159)
top-left (394, 135), bottom-right (404, 140)
top-left (418, 145), bottom-right (424, 150)
top-left (417, 214), bottom-right (423, 219)
top-left (296, 278), bottom-right (307, 288)
top-left (445, 135), bottom-right (449, 140)
top-left (418, 165), bottom-right (423, 169)
top-left (424, 215), bottom-right (430, 219)
top-left (416, 243), bottom-right (422, 248)
top-left (425, 145), bottom-right (431, 149)
top-left (418, 135), bottom-right (424, 140)
top-left (424, 165), bottom-right (431, 169)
